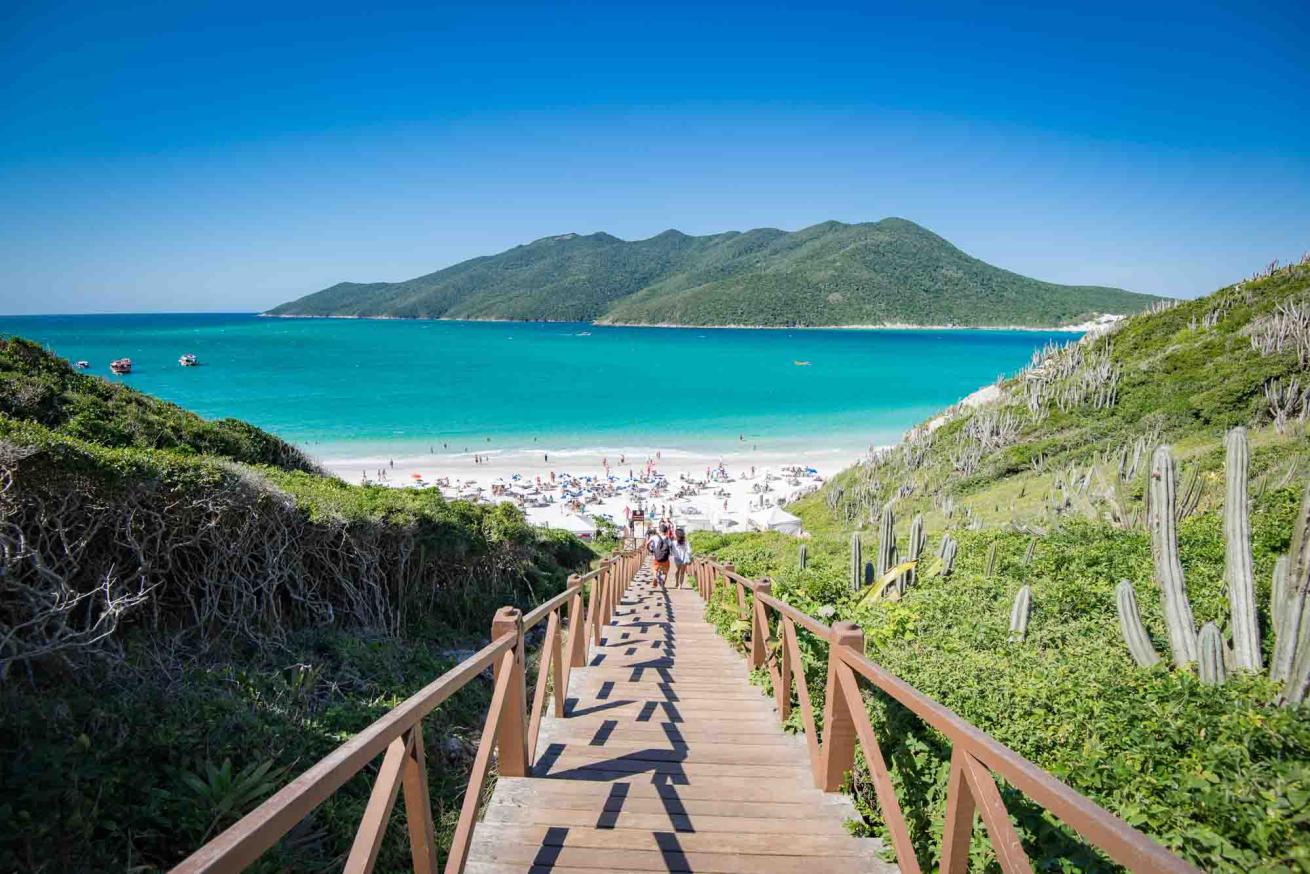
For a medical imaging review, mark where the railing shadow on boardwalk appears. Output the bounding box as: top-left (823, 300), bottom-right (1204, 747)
top-left (531, 581), bottom-right (695, 872)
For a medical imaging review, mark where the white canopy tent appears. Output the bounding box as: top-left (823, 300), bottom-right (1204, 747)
top-left (712, 513), bottom-right (745, 532)
top-left (748, 506), bottom-right (803, 535)
top-left (526, 508), bottom-right (598, 540)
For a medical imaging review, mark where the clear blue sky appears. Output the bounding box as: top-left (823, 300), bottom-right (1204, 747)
top-left (1, 0), bottom-right (1307, 314)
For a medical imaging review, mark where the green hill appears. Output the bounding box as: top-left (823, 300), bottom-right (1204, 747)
top-left (266, 219), bottom-right (1162, 327)
top-left (690, 258), bottom-right (1310, 872)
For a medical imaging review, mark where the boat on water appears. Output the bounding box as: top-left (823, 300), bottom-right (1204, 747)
top-left (178, 353), bottom-right (198, 367)
top-left (109, 358), bottom-right (132, 374)
top-left (75, 360), bottom-right (90, 369)
top-left (793, 360), bottom-right (811, 366)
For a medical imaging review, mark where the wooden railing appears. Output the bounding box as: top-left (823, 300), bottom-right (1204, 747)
top-left (691, 557), bottom-right (1200, 874)
top-left (172, 547), bottom-right (643, 874)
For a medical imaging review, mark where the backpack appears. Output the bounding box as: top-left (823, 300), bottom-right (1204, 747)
top-left (652, 536), bottom-right (671, 562)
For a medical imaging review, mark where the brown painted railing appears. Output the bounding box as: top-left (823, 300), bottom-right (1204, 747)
top-left (691, 557), bottom-right (1200, 874)
top-left (172, 547), bottom-right (643, 874)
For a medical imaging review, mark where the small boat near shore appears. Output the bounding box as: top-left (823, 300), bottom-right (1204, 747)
top-left (109, 358), bottom-right (132, 374)
top-left (178, 353), bottom-right (198, 367)
top-left (75, 360), bottom-right (90, 369)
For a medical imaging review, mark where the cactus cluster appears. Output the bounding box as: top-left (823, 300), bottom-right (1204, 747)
top-left (900, 513), bottom-right (926, 594)
top-left (876, 501), bottom-right (897, 578)
top-left (1118, 431), bottom-right (1310, 703)
top-left (1009, 585), bottom-right (1033, 642)
top-left (940, 535), bottom-right (958, 576)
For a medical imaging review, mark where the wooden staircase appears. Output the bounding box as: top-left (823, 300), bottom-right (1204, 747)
top-left (466, 561), bottom-right (893, 873)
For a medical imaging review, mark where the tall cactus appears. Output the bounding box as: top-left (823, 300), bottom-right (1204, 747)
top-left (1009, 585), bottom-right (1033, 642)
top-left (1279, 486), bottom-right (1310, 704)
top-left (1197, 622), bottom-right (1227, 686)
top-left (1271, 556), bottom-right (1302, 682)
top-left (1116, 580), bottom-right (1161, 667)
top-left (1149, 446), bottom-right (1199, 666)
top-left (850, 533), bottom-right (863, 592)
top-left (1272, 554), bottom-right (1289, 634)
top-left (901, 513), bottom-right (926, 594)
top-left (876, 501), bottom-right (897, 578)
top-left (1023, 536), bottom-right (1037, 565)
top-left (1224, 428), bottom-right (1262, 671)
top-left (797, 542), bottom-right (808, 571)
top-left (985, 541), bottom-right (999, 576)
top-left (940, 534), bottom-right (958, 577)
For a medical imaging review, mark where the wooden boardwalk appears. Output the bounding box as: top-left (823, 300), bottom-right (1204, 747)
top-left (467, 559), bottom-right (893, 873)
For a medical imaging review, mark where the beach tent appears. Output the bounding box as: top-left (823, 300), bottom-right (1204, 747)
top-left (712, 513), bottom-right (744, 532)
top-left (526, 508), bottom-right (597, 539)
top-left (557, 513), bottom-right (597, 540)
top-left (680, 515), bottom-right (714, 532)
top-left (748, 506), bottom-right (803, 535)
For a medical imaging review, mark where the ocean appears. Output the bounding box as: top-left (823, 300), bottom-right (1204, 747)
top-left (0, 313), bottom-right (1072, 466)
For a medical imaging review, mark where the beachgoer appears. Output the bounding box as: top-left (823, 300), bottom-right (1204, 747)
top-left (671, 528), bottom-right (692, 589)
top-left (649, 523), bottom-right (672, 588)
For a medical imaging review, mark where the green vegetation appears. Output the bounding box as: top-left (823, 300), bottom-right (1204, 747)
top-left (0, 338), bottom-right (591, 872)
top-left (693, 259), bottom-right (1310, 872)
top-left (267, 219), bottom-right (1162, 328)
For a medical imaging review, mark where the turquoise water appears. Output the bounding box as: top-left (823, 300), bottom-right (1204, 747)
top-left (0, 314), bottom-right (1070, 462)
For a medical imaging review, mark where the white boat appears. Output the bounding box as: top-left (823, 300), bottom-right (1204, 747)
top-left (109, 358), bottom-right (132, 374)
top-left (75, 360), bottom-right (90, 369)
top-left (178, 353), bottom-right (198, 367)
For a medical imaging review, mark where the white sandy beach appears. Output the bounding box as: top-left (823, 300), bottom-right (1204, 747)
top-left (320, 445), bottom-right (864, 536)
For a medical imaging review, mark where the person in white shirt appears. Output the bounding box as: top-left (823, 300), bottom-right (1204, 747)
top-left (671, 527), bottom-right (692, 589)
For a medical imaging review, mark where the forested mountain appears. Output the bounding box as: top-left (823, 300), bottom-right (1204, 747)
top-left (267, 219), bottom-right (1162, 327)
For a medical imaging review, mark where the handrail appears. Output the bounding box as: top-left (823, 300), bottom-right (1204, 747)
top-left (172, 546), bottom-right (643, 874)
top-left (693, 556), bottom-right (1198, 874)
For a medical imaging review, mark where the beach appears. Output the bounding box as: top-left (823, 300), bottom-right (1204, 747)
top-left (320, 444), bottom-right (863, 536)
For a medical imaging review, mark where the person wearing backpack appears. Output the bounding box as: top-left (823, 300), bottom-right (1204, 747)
top-left (650, 522), bottom-right (672, 587)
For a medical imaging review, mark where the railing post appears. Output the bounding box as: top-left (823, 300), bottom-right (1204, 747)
top-left (567, 574), bottom-right (587, 669)
top-left (750, 578), bottom-right (772, 669)
top-left (490, 606), bottom-right (529, 777)
top-left (586, 570), bottom-right (602, 655)
top-left (723, 561), bottom-right (742, 617)
top-left (939, 748), bottom-right (977, 874)
top-left (819, 620), bottom-right (864, 792)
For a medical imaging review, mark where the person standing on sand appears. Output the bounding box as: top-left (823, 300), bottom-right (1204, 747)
top-left (671, 527), bottom-right (692, 588)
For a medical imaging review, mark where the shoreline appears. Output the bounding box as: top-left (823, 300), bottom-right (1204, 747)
top-left (260, 312), bottom-right (1110, 333)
